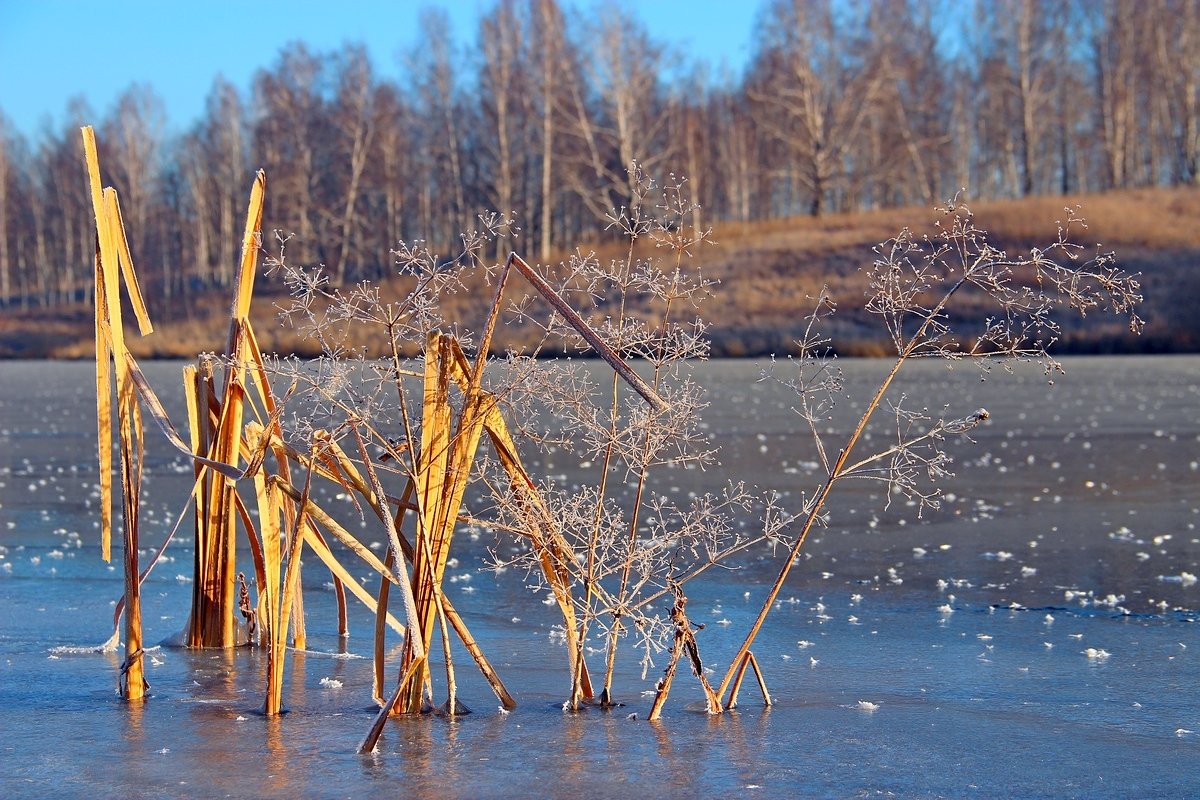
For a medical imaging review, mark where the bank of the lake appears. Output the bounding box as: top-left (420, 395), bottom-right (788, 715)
top-left (3, 188), bottom-right (1198, 359)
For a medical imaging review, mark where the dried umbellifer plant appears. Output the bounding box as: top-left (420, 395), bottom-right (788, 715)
top-left (263, 165), bottom-right (764, 737)
top-left (713, 197), bottom-right (1144, 709)
top-left (480, 168), bottom-right (793, 711)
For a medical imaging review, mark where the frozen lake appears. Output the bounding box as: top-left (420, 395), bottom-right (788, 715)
top-left (1, 356), bottom-right (1197, 798)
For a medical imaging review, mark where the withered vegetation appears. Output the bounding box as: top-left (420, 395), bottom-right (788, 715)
top-left (82, 125), bottom-right (1141, 748)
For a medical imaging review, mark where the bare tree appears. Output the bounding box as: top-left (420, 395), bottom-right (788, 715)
top-left (329, 44), bottom-right (378, 282)
top-left (531, 0), bottom-right (569, 258)
top-left (410, 10), bottom-right (468, 246)
top-left (253, 45), bottom-right (324, 263)
top-left (26, 159), bottom-right (52, 304)
top-left (978, 0), bottom-right (1061, 196)
top-left (861, 0), bottom-right (949, 207)
top-left (665, 67), bottom-right (714, 233)
top-left (562, 6), bottom-right (672, 222)
top-left (370, 82), bottom-right (415, 266)
top-left (1146, 0), bottom-right (1200, 184)
top-left (478, 0), bottom-right (532, 256)
top-left (203, 77), bottom-right (249, 287)
top-left (748, 0), bottom-right (884, 216)
top-left (99, 85), bottom-right (166, 294)
top-left (1092, 0), bottom-right (1139, 188)
top-left (0, 114), bottom-right (10, 304)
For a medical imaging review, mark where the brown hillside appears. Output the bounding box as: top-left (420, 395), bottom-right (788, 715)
top-left (7, 187), bottom-right (1198, 360)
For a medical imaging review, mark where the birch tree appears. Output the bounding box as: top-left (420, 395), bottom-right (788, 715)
top-left (748, 0), bottom-right (884, 216)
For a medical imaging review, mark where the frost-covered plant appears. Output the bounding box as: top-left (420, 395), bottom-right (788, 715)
top-left (264, 166), bottom-right (786, 716)
top-left (713, 198), bottom-right (1144, 706)
top-left (261, 180), bottom-right (1143, 720)
top-left (480, 168), bottom-right (790, 709)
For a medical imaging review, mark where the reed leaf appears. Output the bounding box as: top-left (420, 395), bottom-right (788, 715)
top-left (272, 478), bottom-right (399, 584)
top-left (83, 127), bottom-right (115, 563)
top-left (93, 248), bottom-right (113, 563)
top-left (108, 191), bottom-right (152, 336)
top-left (125, 354), bottom-right (244, 479)
top-left (299, 522), bottom-right (405, 635)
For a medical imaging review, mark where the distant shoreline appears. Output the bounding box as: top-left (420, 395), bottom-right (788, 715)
top-left (4, 188), bottom-right (1196, 360)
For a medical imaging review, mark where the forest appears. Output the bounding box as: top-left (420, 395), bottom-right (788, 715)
top-left (0, 0), bottom-right (1196, 319)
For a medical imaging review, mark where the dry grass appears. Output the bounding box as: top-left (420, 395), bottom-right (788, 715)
top-left (699, 189), bottom-right (1198, 357)
top-left (972, 188), bottom-right (1200, 249)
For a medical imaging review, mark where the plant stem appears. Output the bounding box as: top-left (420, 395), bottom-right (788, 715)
top-left (716, 277), bottom-right (967, 706)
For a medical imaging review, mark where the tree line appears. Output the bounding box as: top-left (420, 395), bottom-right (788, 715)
top-left (0, 0), bottom-right (1196, 312)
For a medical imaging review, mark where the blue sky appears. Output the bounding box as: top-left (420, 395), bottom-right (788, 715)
top-left (0, 0), bottom-right (760, 140)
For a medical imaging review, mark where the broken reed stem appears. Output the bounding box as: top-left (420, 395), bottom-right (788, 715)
top-left (83, 126), bottom-right (155, 699)
top-left (507, 253), bottom-right (670, 414)
top-left (725, 651), bottom-right (771, 710)
top-left (186, 361), bottom-right (212, 646)
top-left (437, 599), bottom-right (458, 715)
top-left (647, 585), bottom-right (720, 721)
top-left (118, 392), bottom-right (146, 699)
top-left (359, 656), bottom-right (426, 754)
top-left (207, 375), bottom-right (245, 648)
top-left (334, 572), bottom-right (350, 638)
top-left (374, 547), bottom-right (397, 706)
top-left (748, 653), bottom-right (771, 706)
top-left (647, 638), bottom-right (683, 721)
